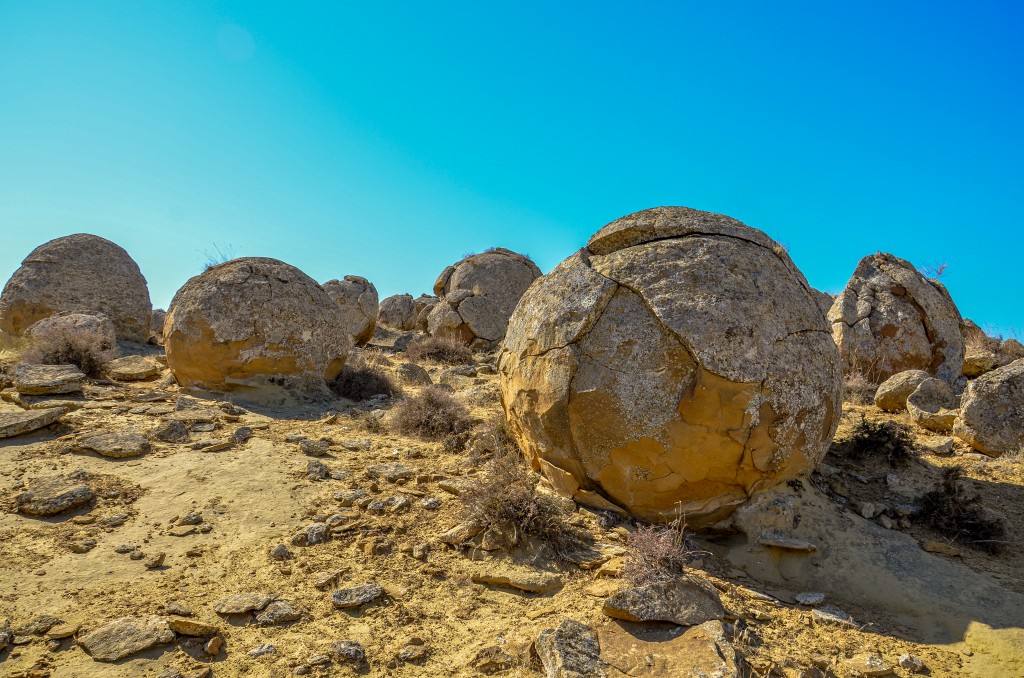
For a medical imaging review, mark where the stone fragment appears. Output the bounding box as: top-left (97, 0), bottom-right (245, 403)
top-left (472, 570), bottom-right (563, 594)
top-left (535, 619), bottom-right (607, 678)
top-left (906, 378), bottom-right (957, 433)
top-left (255, 600), bottom-right (302, 626)
top-left (602, 579), bottom-right (725, 625)
top-left (331, 583), bottom-right (384, 609)
top-left (322, 275), bottom-right (378, 346)
top-left (15, 476), bottom-right (93, 516)
top-left (14, 364), bottom-right (85, 395)
top-left (212, 593), bottom-right (274, 615)
top-left (873, 370), bottom-right (931, 412)
top-left (77, 616), bottom-right (175, 662)
top-left (0, 406), bottom-right (66, 439)
top-left (922, 540), bottom-right (960, 556)
top-left (105, 355), bottom-right (161, 381)
top-left (166, 617), bottom-right (219, 637)
top-left (366, 462), bottom-right (415, 482)
top-left (249, 643), bottom-right (276, 657)
top-left (397, 362), bottom-right (432, 385)
top-left (330, 639), bottom-right (367, 665)
top-left (757, 534), bottom-right (817, 552)
top-left (844, 653), bottom-right (893, 676)
top-left (899, 654), bottom-right (927, 673)
top-left (795, 592), bottom-right (826, 606)
top-left (74, 431), bottom-right (151, 459)
top-left (597, 619), bottom-right (739, 677)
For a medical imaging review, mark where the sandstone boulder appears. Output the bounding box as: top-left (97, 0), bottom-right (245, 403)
top-left (906, 378), bottom-right (957, 433)
top-left (378, 294), bottom-right (417, 330)
top-left (25, 312), bottom-right (117, 349)
top-left (13, 364), bottom-right (85, 395)
top-left (828, 252), bottom-right (964, 384)
top-left (322, 276), bottom-right (378, 346)
top-left (413, 294), bottom-right (439, 332)
top-left (873, 370), bottom-right (931, 412)
top-left (499, 207), bottom-right (842, 524)
top-left (0, 234), bottom-right (151, 341)
top-left (954, 358), bottom-right (1024, 456)
top-left (812, 288), bottom-right (834, 319)
top-left (428, 248), bottom-right (541, 346)
top-left (164, 258), bottom-right (349, 395)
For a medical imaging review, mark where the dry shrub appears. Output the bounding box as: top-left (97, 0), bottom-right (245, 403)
top-left (916, 468), bottom-right (1008, 554)
top-left (465, 414), bottom-right (517, 466)
top-left (406, 335), bottom-right (473, 365)
top-left (839, 415), bottom-right (916, 468)
top-left (394, 386), bottom-right (474, 450)
top-left (20, 326), bottom-right (114, 377)
top-left (330, 357), bottom-right (400, 401)
top-left (461, 450), bottom-right (588, 562)
top-left (622, 517), bottom-right (696, 587)
top-left (844, 371), bottom-right (877, 406)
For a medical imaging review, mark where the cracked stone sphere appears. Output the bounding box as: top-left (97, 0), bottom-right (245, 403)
top-left (164, 257), bottom-right (349, 395)
top-left (498, 207), bottom-right (843, 524)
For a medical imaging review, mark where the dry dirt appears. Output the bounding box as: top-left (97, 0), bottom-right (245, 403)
top-left (0, 346), bottom-right (1022, 677)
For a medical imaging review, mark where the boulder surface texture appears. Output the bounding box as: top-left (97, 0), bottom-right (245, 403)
top-left (322, 275), bottom-right (378, 346)
top-left (164, 258), bottom-right (349, 394)
top-left (954, 358), bottom-right (1024, 456)
top-left (428, 248), bottom-right (541, 346)
top-left (377, 293), bottom-right (417, 331)
top-left (0, 234), bottom-right (151, 341)
top-left (499, 207), bottom-right (842, 524)
top-left (827, 252), bottom-right (964, 384)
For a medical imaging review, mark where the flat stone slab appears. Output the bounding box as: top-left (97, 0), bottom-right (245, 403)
top-left (104, 355), bottom-right (161, 381)
top-left (758, 533), bottom-right (817, 552)
top-left (599, 620), bottom-right (739, 677)
top-left (14, 364), bottom-right (85, 395)
top-left (331, 583), bottom-right (384, 609)
top-left (472, 570), bottom-right (563, 594)
top-left (16, 476), bottom-right (94, 516)
top-left (212, 593), bottom-right (275, 615)
top-left (77, 616), bottom-right (175, 662)
top-left (166, 616), bottom-right (219, 637)
top-left (365, 462), bottom-right (415, 482)
top-left (0, 406), bottom-right (66, 439)
top-left (602, 579), bottom-right (725, 626)
top-left (74, 431), bottom-right (151, 459)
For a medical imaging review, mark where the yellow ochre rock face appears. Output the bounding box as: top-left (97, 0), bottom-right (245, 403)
top-left (164, 257), bottom-right (350, 396)
top-left (498, 207), bottom-right (843, 524)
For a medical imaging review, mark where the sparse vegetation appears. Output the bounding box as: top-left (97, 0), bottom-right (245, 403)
top-left (622, 516), bottom-right (696, 587)
top-left (406, 335), bottom-right (474, 365)
top-left (916, 468), bottom-right (1008, 554)
top-left (843, 370), bottom-right (877, 406)
top-left (917, 262), bottom-right (949, 280)
top-left (465, 414), bottom-right (517, 466)
top-left (461, 449), bottom-right (588, 562)
top-left (393, 386), bottom-right (474, 451)
top-left (841, 415), bottom-right (917, 468)
top-left (329, 357), bottom-right (401, 401)
top-left (20, 326), bottom-right (114, 377)
top-left (201, 243), bottom-right (239, 270)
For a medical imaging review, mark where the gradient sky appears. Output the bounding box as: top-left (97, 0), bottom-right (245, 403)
top-left (1, 1), bottom-right (1021, 334)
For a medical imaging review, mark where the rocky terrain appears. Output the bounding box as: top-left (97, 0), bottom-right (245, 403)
top-left (0, 209), bottom-right (1021, 677)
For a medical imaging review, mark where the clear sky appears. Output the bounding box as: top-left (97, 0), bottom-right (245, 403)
top-left (0, 1), bottom-right (1021, 334)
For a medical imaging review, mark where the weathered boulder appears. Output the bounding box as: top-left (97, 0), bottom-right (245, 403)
top-left (378, 294), bottom-right (417, 330)
top-left (413, 294), bottom-right (439, 332)
top-left (0, 234), bottom-right (151, 341)
top-left (500, 207), bottom-right (842, 524)
top-left (428, 248), bottom-right (541, 346)
top-left (602, 579), bottom-right (725, 625)
top-left (322, 276), bottom-right (378, 346)
top-left (25, 312), bottom-right (118, 349)
top-left (13, 364), bottom-right (85, 395)
top-left (906, 378), bottom-right (957, 433)
top-left (104, 355), bottom-right (161, 381)
top-left (0, 406), bottom-right (66, 439)
top-left (873, 370), bottom-right (931, 412)
top-left (963, 349), bottom-right (997, 378)
top-left (828, 252), bottom-right (964, 384)
top-left (77, 616), bottom-right (174, 662)
top-left (954, 358), bottom-right (1024, 456)
top-left (811, 288), bottom-right (835, 319)
top-left (164, 258), bottom-right (349, 395)
top-left (74, 431), bottom-right (151, 459)
top-left (535, 619), bottom-right (607, 678)
top-left (15, 475), bottom-right (93, 516)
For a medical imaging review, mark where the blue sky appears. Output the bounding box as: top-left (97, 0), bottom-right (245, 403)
top-left (0, 1), bottom-right (1021, 334)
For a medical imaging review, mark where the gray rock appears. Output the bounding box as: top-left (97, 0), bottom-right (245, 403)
top-left (299, 438), bottom-right (331, 456)
top-left (270, 543), bottom-right (291, 560)
top-left (291, 522), bottom-right (329, 546)
top-left (74, 431), bottom-right (151, 459)
top-left (378, 293), bottom-right (417, 331)
top-left (0, 406), bottom-right (66, 439)
top-left (212, 593), bottom-right (274, 615)
top-left (231, 426), bottom-right (253, 444)
top-left (795, 592), bottom-right (826, 606)
top-left (472, 570), bottom-right (563, 594)
top-left (331, 583), bottom-right (384, 609)
top-left (334, 488), bottom-right (368, 506)
top-left (899, 654), bottom-right (927, 673)
top-left (105, 355), bottom-right (161, 381)
top-left (397, 362), bottom-right (432, 385)
top-left (0, 620), bottom-right (11, 652)
top-left (25, 311), bottom-right (117, 349)
top-left (151, 419), bottom-right (190, 443)
top-left (14, 364), bottom-right (85, 395)
top-left (366, 462), bottom-right (415, 482)
top-left (249, 643), bottom-right (276, 657)
top-left (602, 579), bottom-right (725, 625)
top-left (15, 476), bottom-right (94, 516)
top-left (255, 600), bottom-right (302, 626)
top-left (907, 378), bottom-right (957, 432)
top-left (322, 276), bottom-right (378, 346)
top-left (873, 370), bottom-right (931, 412)
top-left (307, 460), bottom-right (329, 480)
top-left (954, 358), bottom-right (1024, 455)
top-left (77, 616), bottom-right (175, 662)
top-left (330, 639), bottom-right (366, 665)
top-left (535, 619), bottom-right (607, 678)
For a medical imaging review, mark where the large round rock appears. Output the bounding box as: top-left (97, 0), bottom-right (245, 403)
top-left (428, 248), bottom-right (541, 346)
top-left (0, 234), bottom-right (152, 341)
top-left (954, 358), bottom-right (1024, 456)
top-left (322, 276), bottom-right (379, 346)
top-left (499, 207), bottom-right (842, 524)
top-left (828, 253), bottom-right (964, 384)
top-left (378, 294), bottom-right (417, 331)
top-left (164, 258), bottom-right (349, 394)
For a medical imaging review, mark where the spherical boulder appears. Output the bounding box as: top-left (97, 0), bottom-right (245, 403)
top-left (322, 276), bottom-right (379, 346)
top-left (954, 358), bottom-right (1024, 456)
top-left (828, 253), bottom-right (964, 385)
top-left (873, 370), bottom-right (931, 413)
top-left (0, 234), bottom-right (152, 342)
top-left (428, 248), bottom-right (541, 346)
top-left (378, 294), bottom-right (417, 331)
top-left (25, 312), bottom-right (118, 350)
top-left (499, 207), bottom-right (842, 524)
top-left (164, 258), bottom-right (349, 394)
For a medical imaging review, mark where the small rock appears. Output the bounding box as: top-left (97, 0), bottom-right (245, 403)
top-left (412, 543), bottom-right (430, 561)
top-left (757, 534), bottom-right (817, 552)
top-left (144, 552), bottom-right (166, 568)
top-left (397, 362), bottom-right (432, 385)
top-left (151, 420), bottom-right (190, 443)
top-left (844, 652), bottom-right (893, 676)
top-left (178, 512), bottom-right (203, 525)
top-left (898, 654), bottom-right (926, 673)
top-left (387, 495), bottom-right (412, 512)
top-left (306, 460), bottom-right (329, 480)
top-left (472, 570), bottom-right (563, 594)
top-left (204, 635), bottom-right (223, 656)
top-left (812, 605), bottom-right (856, 627)
top-left (15, 476), bottom-right (94, 516)
top-left (168, 525), bottom-right (196, 537)
top-left (129, 549), bottom-right (146, 560)
top-left (14, 364), bottom-right (85, 395)
top-left (249, 643), bottom-right (277, 658)
top-left (270, 543), bottom-right (292, 560)
top-left (331, 583), bottom-right (384, 609)
top-left (255, 600), bottom-right (302, 626)
top-left (299, 438), bottom-right (331, 456)
top-left (73, 431), bottom-right (152, 459)
top-left (794, 592), bottom-right (826, 606)
top-left (420, 497), bottom-right (441, 510)
top-left (330, 639), bottom-right (367, 665)
top-left (922, 540), bottom-right (961, 556)
top-left (877, 514), bottom-right (894, 529)
top-left (535, 619), bottom-right (607, 678)
top-left (334, 489), bottom-right (368, 506)
top-left (602, 579), bottom-right (725, 625)
top-left (473, 645), bottom-right (514, 674)
top-left (231, 426), bottom-right (253, 444)
top-left (212, 593), bottom-right (274, 615)
top-left (166, 617), bottom-right (219, 637)
top-left (14, 616), bottom-right (63, 636)
top-left (919, 436), bottom-right (955, 455)
top-left (440, 521), bottom-right (485, 545)
top-left (398, 643), bottom-right (428, 662)
top-left (291, 522), bottom-right (329, 547)
top-left (104, 355), bottom-right (160, 381)
top-left (191, 437), bottom-right (232, 452)
top-left (366, 462), bottom-right (415, 482)
top-left (46, 624), bottom-right (79, 640)
top-left (77, 616), bottom-right (175, 662)
top-left (0, 406), bottom-right (67, 439)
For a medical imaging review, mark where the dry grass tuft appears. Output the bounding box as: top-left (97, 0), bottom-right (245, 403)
top-left (840, 415), bottom-right (917, 468)
top-left (461, 449), bottom-right (588, 562)
top-left (20, 326), bottom-right (114, 377)
top-left (394, 386), bottom-right (474, 451)
top-left (622, 516), bottom-right (696, 587)
top-left (406, 335), bottom-right (474, 365)
top-left (330, 357), bottom-right (401, 401)
top-left (916, 468), bottom-right (1008, 554)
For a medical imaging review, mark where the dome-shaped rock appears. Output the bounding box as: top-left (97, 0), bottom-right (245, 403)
top-left (828, 253), bottom-right (964, 385)
top-left (954, 358), bottom-right (1024, 456)
top-left (164, 258), bottom-right (349, 395)
top-left (322, 276), bottom-right (379, 346)
top-left (428, 248), bottom-right (541, 346)
top-left (25, 312), bottom-right (117, 351)
top-left (499, 207), bottom-right (842, 524)
top-left (0, 234), bottom-right (151, 342)
top-left (378, 294), bottom-right (417, 331)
